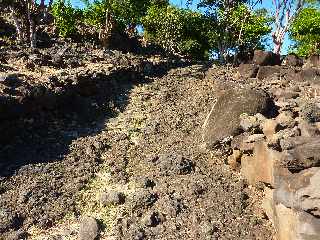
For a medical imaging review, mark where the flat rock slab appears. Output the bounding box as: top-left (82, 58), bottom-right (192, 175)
top-left (203, 88), bottom-right (275, 148)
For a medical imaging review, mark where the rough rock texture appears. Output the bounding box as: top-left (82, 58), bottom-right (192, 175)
top-left (78, 217), bottom-right (99, 240)
top-left (0, 43), bottom-right (273, 239)
top-left (256, 66), bottom-right (281, 80)
top-left (224, 56), bottom-right (320, 240)
top-left (253, 50), bottom-right (281, 66)
top-left (203, 88), bottom-right (274, 148)
top-left (305, 54), bottom-right (320, 68)
top-left (238, 63), bottom-right (259, 79)
top-left (282, 54), bottom-right (303, 67)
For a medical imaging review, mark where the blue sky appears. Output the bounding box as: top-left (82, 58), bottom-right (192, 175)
top-left (69, 0), bottom-right (291, 54)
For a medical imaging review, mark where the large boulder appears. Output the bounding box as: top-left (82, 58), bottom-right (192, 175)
top-left (299, 68), bottom-right (320, 84)
top-left (253, 50), bottom-right (281, 66)
top-left (237, 63), bottom-right (259, 79)
top-left (202, 88), bottom-right (275, 148)
top-left (282, 54), bottom-right (303, 67)
top-left (256, 66), bottom-right (281, 80)
top-left (264, 168), bottom-right (320, 240)
top-left (305, 54), bottom-right (320, 68)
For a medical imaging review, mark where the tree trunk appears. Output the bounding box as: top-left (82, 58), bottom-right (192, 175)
top-left (10, 7), bottom-right (23, 42)
top-left (273, 42), bottom-right (282, 55)
top-left (29, 19), bottom-right (36, 48)
top-left (26, 1), bottom-right (37, 48)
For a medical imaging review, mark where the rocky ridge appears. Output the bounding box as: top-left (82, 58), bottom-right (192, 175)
top-left (204, 50), bottom-right (320, 240)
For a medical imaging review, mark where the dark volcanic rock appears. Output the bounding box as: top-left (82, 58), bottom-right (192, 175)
top-left (299, 68), bottom-right (320, 84)
top-left (238, 63), bottom-right (259, 79)
top-left (281, 137), bottom-right (320, 172)
top-left (253, 50), bottom-right (281, 66)
top-left (283, 54), bottom-right (303, 67)
top-left (306, 54), bottom-right (320, 68)
top-left (203, 88), bottom-right (276, 148)
top-left (257, 66), bottom-right (281, 80)
top-left (300, 102), bottom-right (320, 123)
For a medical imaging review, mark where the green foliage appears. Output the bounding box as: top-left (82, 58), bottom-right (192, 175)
top-left (227, 5), bottom-right (271, 50)
top-left (197, 0), bottom-right (271, 61)
top-left (52, 0), bottom-right (81, 37)
top-left (82, 0), bottom-right (160, 32)
top-left (289, 7), bottom-right (320, 57)
top-left (142, 4), bottom-right (211, 59)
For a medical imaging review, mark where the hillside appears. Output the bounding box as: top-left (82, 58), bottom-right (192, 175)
top-left (0, 41), bottom-right (320, 240)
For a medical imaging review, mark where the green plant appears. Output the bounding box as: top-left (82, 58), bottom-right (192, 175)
top-left (289, 7), bottom-right (320, 57)
top-left (197, 0), bottom-right (271, 62)
top-left (52, 0), bottom-right (81, 37)
top-left (142, 4), bottom-right (211, 59)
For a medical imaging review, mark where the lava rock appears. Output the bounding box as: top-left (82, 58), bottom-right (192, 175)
top-left (203, 88), bottom-right (276, 148)
top-left (305, 54), bottom-right (320, 68)
top-left (238, 63), bottom-right (259, 79)
top-left (300, 102), bottom-right (320, 123)
top-left (256, 66), bottom-right (281, 80)
top-left (282, 54), bottom-right (303, 67)
top-left (100, 190), bottom-right (126, 205)
top-left (253, 50), bottom-right (281, 66)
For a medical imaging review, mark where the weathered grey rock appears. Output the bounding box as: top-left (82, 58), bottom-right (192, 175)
top-left (231, 132), bottom-right (255, 151)
top-left (239, 115), bottom-right (259, 132)
top-left (274, 168), bottom-right (320, 217)
top-left (244, 134), bottom-right (265, 143)
top-left (100, 190), bottom-right (125, 205)
top-left (264, 189), bottom-right (320, 240)
top-left (79, 216), bottom-right (99, 240)
top-left (299, 68), bottom-right (320, 84)
top-left (276, 111), bottom-right (295, 128)
top-left (203, 88), bottom-right (275, 148)
top-left (280, 137), bottom-right (320, 172)
top-left (273, 89), bottom-right (299, 100)
top-left (298, 121), bottom-right (320, 137)
top-left (300, 102), bottom-right (320, 123)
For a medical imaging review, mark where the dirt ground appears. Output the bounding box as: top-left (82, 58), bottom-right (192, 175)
top-left (0, 45), bottom-right (274, 239)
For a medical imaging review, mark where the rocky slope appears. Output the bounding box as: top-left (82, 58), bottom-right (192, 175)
top-left (0, 43), bottom-right (275, 239)
top-left (204, 51), bottom-right (320, 240)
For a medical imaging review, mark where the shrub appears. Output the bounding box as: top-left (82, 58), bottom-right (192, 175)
top-left (289, 7), bottom-right (320, 57)
top-left (142, 4), bottom-right (211, 60)
top-left (52, 0), bottom-right (81, 38)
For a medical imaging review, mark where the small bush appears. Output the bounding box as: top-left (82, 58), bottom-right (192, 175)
top-left (142, 5), bottom-right (211, 60)
top-left (52, 0), bottom-right (81, 38)
top-left (290, 7), bottom-right (320, 57)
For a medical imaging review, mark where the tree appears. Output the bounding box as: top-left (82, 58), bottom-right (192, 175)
top-left (52, 0), bottom-right (81, 38)
top-left (196, 0), bottom-right (270, 62)
top-left (0, 0), bottom-right (52, 47)
top-left (142, 4), bottom-right (212, 59)
top-left (289, 6), bottom-right (320, 56)
top-left (271, 0), bottom-right (319, 55)
top-left (82, 0), bottom-right (159, 46)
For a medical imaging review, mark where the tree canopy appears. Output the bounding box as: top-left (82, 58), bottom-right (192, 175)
top-left (1, 0), bottom-right (319, 59)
